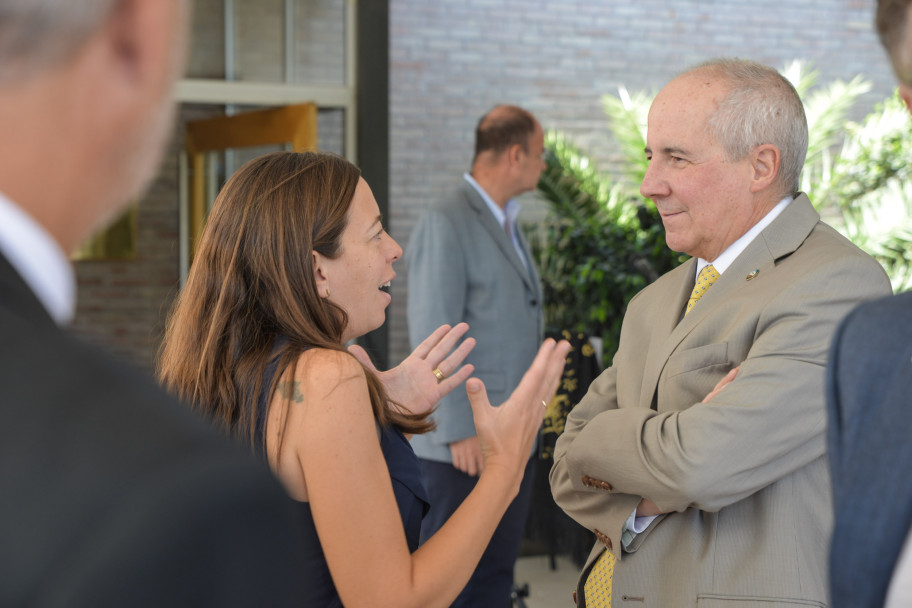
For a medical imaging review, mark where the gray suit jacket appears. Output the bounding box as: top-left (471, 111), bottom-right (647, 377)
top-left (407, 177), bottom-right (543, 462)
top-left (550, 194), bottom-right (891, 607)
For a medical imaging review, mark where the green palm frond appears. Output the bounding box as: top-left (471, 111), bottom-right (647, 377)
top-left (602, 86), bottom-right (652, 189)
top-left (816, 93), bottom-right (912, 290)
top-left (821, 93), bottom-right (912, 204)
top-left (805, 75), bottom-right (872, 161)
top-left (783, 57), bottom-right (873, 194)
top-left (781, 59), bottom-right (819, 98)
top-left (875, 230), bottom-right (912, 291)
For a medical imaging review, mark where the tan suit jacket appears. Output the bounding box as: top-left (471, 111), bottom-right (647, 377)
top-left (550, 194), bottom-right (892, 607)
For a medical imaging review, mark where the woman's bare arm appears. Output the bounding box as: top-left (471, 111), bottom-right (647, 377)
top-left (274, 339), bottom-right (569, 608)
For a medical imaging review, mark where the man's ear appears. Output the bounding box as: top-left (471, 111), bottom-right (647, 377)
top-left (900, 83), bottom-right (912, 116)
top-left (507, 142), bottom-right (524, 166)
top-left (312, 250), bottom-right (330, 298)
top-left (748, 144), bottom-right (781, 193)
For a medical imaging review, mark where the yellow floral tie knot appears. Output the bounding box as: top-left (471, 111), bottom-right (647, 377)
top-left (685, 264), bottom-right (719, 315)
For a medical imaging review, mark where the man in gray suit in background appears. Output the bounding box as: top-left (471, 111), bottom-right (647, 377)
top-left (407, 104), bottom-right (545, 607)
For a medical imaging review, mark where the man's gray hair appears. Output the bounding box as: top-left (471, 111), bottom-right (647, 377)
top-left (690, 58), bottom-right (809, 197)
top-left (0, 0), bottom-right (118, 83)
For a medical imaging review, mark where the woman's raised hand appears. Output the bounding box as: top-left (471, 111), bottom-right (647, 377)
top-left (347, 323), bottom-right (476, 417)
top-left (465, 338), bottom-right (571, 486)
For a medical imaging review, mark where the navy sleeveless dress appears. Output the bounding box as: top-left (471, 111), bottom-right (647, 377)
top-left (256, 345), bottom-right (430, 607)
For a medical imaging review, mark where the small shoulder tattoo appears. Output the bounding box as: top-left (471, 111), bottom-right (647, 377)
top-left (277, 380), bottom-right (304, 403)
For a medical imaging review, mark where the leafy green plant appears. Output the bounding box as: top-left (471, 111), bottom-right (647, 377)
top-left (601, 85), bottom-right (652, 189)
top-left (786, 61), bottom-right (873, 193)
top-left (815, 92), bottom-right (912, 291)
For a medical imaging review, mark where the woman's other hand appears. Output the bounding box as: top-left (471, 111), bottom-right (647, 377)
top-left (466, 338), bottom-right (571, 489)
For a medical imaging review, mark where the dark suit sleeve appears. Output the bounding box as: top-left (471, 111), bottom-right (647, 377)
top-left (44, 456), bottom-right (312, 607)
top-left (0, 325), bottom-right (312, 608)
top-left (827, 292), bottom-right (912, 608)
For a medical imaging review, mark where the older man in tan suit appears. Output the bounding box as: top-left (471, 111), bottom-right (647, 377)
top-left (550, 58), bottom-right (891, 607)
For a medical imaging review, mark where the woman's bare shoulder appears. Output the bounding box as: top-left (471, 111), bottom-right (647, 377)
top-left (268, 349), bottom-right (374, 501)
top-left (285, 347), bottom-right (367, 404)
top-left (292, 347), bottom-right (363, 379)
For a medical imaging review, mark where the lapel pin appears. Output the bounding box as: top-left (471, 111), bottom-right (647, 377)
top-left (745, 269), bottom-right (759, 281)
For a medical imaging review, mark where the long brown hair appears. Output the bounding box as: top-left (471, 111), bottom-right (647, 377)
top-left (158, 151), bottom-right (432, 452)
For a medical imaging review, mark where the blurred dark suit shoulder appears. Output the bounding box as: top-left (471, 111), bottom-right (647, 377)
top-left (0, 254), bottom-right (310, 607)
top-left (828, 290), bottom-right (912, 608)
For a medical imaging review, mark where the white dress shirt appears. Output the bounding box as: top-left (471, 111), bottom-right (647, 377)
top-left (463, 172), bottom-right (529, 270)
top-left (886, 528), bottom-right (912, 607)
top-left (0, 191), bottom-right (75, 324)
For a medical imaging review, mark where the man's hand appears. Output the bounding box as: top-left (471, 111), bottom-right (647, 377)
top-left (450, 436), bottom-right (485, 477)
top-left (636, 497), bottom-right (664, 517)
top-left (348, 323), bottom-right (476, 417)
top-left (702, 367), bottom-right (739, 403)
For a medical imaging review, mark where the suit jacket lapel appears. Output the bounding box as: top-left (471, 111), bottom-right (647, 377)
top-left (461, 181), bottom-right (538, 294)
top-left (639, 193), bottom-right (820, 407)
top-left (0, 251), bottom-right (57, 329)
top-left (516, 228), bottom-right (543, 302)
top-left (638, 258), bottom-right (696, 408)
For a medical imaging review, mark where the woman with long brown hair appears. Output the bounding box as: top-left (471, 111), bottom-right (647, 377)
top-left (159, 150), bottom-right (569, 607)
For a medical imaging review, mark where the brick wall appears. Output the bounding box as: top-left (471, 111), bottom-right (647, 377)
top-left (70, 125), bottom-right (183, 371)
top-left (70, 105), bottom-right (344, 372)
top-left (70, 0), bottom-right (899, 372)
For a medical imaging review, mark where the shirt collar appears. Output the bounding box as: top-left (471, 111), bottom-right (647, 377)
top-left (0, 191), bottom-right (76, 325)
top-left (463, 172), bottom-right (521, 227)
top-left (695, 194), bottom-right (793, 278)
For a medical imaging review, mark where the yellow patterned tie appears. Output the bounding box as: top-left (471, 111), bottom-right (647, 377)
top-left (585, 266), bottom-right (719, 606)
top-left (583, 549), bottom-right (615, 607)
top-left (685, 264), bottom-right (719, 315)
